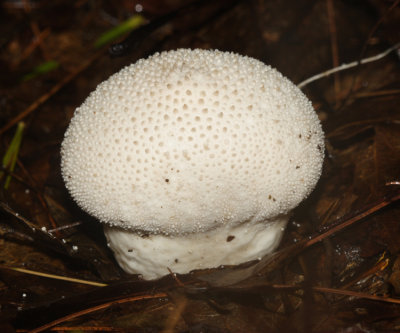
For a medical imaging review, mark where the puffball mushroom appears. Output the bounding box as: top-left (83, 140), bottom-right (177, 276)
top-left (61, 49), bottom-right (324, 280)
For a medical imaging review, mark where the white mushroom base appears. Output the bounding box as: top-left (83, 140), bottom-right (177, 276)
top-left (104, 216), bottom-right (288, 280)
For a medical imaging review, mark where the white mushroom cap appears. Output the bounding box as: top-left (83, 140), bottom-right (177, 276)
top-left (61, 49), bottom-right (324, 279)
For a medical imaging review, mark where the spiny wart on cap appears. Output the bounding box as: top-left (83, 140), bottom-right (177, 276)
top-left (61, 49), bottom-right (324, 279)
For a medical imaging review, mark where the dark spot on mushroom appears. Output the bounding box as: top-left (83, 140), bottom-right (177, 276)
top-left (298, 134), bottom-right (302, 138)
top-left (128, 249), bottom-right (133, 252)
top-left (140, 233), bottom-right (149, 238)
top-left (296, 165), bottom-right (300, 169)
top-left (226, 235), bottom-right (235, 242)
top-left (175, 258), bottom-right (179, 263)
top-left (165, 179), bottom-right (169, 183)
top-left (317, 145), bottom-right (322, 151)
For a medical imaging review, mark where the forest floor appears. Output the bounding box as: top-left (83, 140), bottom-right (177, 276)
top-left (0, 0), bottom-right (400, 332)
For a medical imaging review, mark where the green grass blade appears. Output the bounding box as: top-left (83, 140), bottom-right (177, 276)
top-left (1, 121), bottom-right (25, 189)
top-left (22, 60), bottom-right (59, 82)
top-left (94, 15), bottom-right (145, 48)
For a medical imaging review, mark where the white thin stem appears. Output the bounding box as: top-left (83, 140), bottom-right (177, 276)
top-left (297, 42), bottom-right (400, 89)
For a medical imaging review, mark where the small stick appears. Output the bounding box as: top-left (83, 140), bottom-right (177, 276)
top-left (0, 48), bottom-right (105, 136)
top-left (48, 221), bottom-right (82, 234)
top-left (272, 284), bottom-right (400, 305)
top-left (12, 28), bottom-right (51, 68)
top-left (16, 160), bottom-right (59, 232)
top-left (306, 191), bottom-right (400, 247)
top-left (17, 326), bottom-right (117, 332)
top-left (167, 267), bottom-right (186, 287)
top-left (326, 0), bottom-right (340, 102)
top-left (28, 292), bottom-right (168, 333)
top-left (355, 89), bottom-right (400, 98)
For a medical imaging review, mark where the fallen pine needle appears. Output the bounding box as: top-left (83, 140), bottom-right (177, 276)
top-left (306, 191), bottom-right (400, 247)
top-left (28, 292), bottom-right (168, 333)
top-left (272, 284), bottom-right (400, 305)
top-left (0, 265), bottom-right (107, 287)
top-left (17, 326), bottom-right (117, 332)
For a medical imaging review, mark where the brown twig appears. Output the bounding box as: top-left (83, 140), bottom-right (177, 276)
top-left (0, 48), bottom-right (105, 136)
top-left (354, 89), bottom-right (400, 99)
top-left (16, 159), bottom-right (59, 232)
top-left (27, 292), bottom-right (168, 333)
top-left (47, 221), bottom-right (82, 234)
top-left (272, 284), bottom-right (400, 305)
top-left (29, 21), bottom-right (50, 61)
top-left (18, 327), bottom-right (120, 332)
top-left (340, 255), bottom-right (389, 290)
top-left (0, 201), bottom-right (40, 231)
top-left (167, 268), bottom-right (186, 287)
top-left (12, 28), bottom-right (51, 68)
top-left (326, 0), bottom-right (340, 104)
top-left (1, 160), bottom-right (60, 233)
top-left (306, 191), bottom-right (400, 248)
top-left (249, 187), bottom-right (400, 280)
